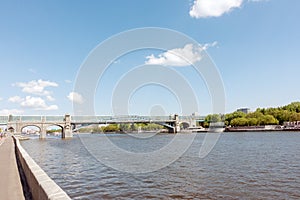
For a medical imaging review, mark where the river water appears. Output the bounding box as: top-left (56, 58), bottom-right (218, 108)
top-left (21, 132), bottom-right (300, 199)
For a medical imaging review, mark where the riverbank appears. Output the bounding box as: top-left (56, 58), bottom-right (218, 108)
top-left (0, 134), bottom-right (71, 200)
top-left (13, 135), bottom-right (71, 200)
top-left (225, 126), bottom-right (300, 132)
top-left (0, 136), bottom-right (25, 200)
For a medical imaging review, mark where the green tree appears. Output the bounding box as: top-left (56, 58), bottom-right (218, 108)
top-left (225, 111), bottom-right (246, 125)
top-left (288, 112), bottom-right (300, 122)
top-left (259, 114), bottom-right (279, 125)
top-left (102, 124), bottom-right (120, 132)
top-left (231, 117), bottom-right (248, 126)
top-left (205, 114), bottom-right (222, 123)
top-left (119, 123), bottom-right (131, 131)
top-left (247, 118), bottom-right (258, 126)
top-left (282, 102), bottom-right (300, 113)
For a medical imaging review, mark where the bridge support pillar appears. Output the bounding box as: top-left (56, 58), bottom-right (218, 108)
top-left (62, 114), bottom-right (72, 138)
top-left (168, 114), bottom-right (180, 133)
top-left (40, 126), bottom-right (47, 139)
top-left (7, 122), bottom-right (17, 134)
top-left (39, 117), bottom-right (47, 139)
top-left (168, 127), bottom-right (175, 133)
top-left (16, 121), bottom-right (21, 134)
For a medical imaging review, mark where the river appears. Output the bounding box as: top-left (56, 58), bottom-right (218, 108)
top-left (21, 132), bottom-right (300, 199)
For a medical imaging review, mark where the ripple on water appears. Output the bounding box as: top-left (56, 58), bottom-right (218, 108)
top-left (20, 132), bottom-right (300, 199)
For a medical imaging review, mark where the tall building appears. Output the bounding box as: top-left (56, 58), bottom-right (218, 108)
top-left (237, 108), bottom-right (250, 114)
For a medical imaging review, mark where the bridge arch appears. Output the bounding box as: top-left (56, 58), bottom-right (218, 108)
top-left (21, 125), bottom-right (41, 134)
top-left (180, 121), bottom-right (190, 130)
top-left (45, 124), bottom-right (64, 136)
top-left (45, 124), bottom-right (64, 130)
top-left (7, 126), bottom-right (15, 133)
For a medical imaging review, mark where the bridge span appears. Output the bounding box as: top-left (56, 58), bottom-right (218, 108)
top-left (0, 114), bottom-right (205, 138)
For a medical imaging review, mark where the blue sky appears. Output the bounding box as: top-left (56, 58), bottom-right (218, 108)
top-left (0, 0), bottom-right (299, 116)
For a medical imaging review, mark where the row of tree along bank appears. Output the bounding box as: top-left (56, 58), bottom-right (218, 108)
top-left (204, 102), bottom-right (300, 127)
top-left (77, 123), bottom-right (163, 133)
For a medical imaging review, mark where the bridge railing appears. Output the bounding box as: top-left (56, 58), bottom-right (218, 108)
top-left (70, 116), bottom-right (175, 123)
top-left (1, 115), bottom-right (65, 123)
top-left (72, 116), bottom-right (111, 123)
top-left (179, 116), bottom-right (205, 121)
top-left (0, 116), bottom-right (9, 124)
top-left (44, 116), bottom-right (64, 122)
top-left (23, 116), bottom-right (64, 122)
top-left (19, 116), bottom-right (43, 122)
top-left (0, 115), bottom-right (206, 124)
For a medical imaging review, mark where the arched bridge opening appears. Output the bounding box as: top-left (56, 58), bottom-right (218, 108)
top-left (46, 124), bottom-right (63, 137)
top-left (180, 122), bottom-right (190, 130)
top-left (7, 126), bottom-right (15, 133)
top-left (21, 125), bottom-right (41, 135)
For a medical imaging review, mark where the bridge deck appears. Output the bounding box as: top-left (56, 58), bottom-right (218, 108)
top-left (72, 120), bottom-right (176, 124)
top-left (0, 115), bottom-right (205, 124)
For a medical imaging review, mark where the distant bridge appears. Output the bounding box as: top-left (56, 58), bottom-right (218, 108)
top-left (0, 114), bottom-right (205, 138)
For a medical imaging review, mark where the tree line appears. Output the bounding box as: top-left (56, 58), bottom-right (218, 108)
top-left (78, 123), bottom-right (163, 133)
top-left (204, 102), bottom-right (300, 127)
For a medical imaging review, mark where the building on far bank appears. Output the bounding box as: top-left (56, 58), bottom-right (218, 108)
top-left (283, 121), bottom-right (300, 128)
top-left (192, 112), bottom-right (199, 116)
top-left (237, 108), bottom-right (250, 114)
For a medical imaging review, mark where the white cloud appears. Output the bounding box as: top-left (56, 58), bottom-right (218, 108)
top-left (145, 43), bottom-right (216, 67)
top-left (189, 0), bottom-right (243, 18)
top-left (28, 68), bottom-right (37, 74)
top-left (8, 96), bottom-right (23, 103)
top-left (65, 80), bottom-right (72, 84)
top-left (67, 92), bottom-right (84, 104)
top-left (13, 79), bottom-right (58, 96)
top-left (46, 95), bottom-right (55, 101)
top-left (0, 97), bottom-right (3, 101)
top-left (20, 96), bottom-right (58, 110)
top-left (43, 105), bottom-right (59, 111)
top-left (0, 109), bottom-right (24, 115)
top-left (203, 41), bottom-right (218, 50)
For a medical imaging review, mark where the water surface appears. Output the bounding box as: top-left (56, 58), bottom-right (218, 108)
top-left (21, 132), bottom-right (300, 199)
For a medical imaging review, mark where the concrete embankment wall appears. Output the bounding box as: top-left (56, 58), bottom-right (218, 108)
top-left (13, 136), bottom-right (71, 200)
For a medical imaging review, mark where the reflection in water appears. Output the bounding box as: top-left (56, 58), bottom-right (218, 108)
top-left (21, 132), bottom-right (300, 199)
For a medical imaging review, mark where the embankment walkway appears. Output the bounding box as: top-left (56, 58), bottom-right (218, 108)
top-left (0, 136), bottom-right (25, 200)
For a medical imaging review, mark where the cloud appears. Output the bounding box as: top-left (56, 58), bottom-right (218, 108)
top-left (202, 41), bottom-right (218, 50)
top-left (46, 95), bottom-right (55, 101)
top-left (43, 105), bottom-right (58, 110)
top-left (0, 109), bottom-right (24, 115)
top-left (8, 96), bottom-right (23, 103)
top-left (20, 96), bottom-right (58, 110)
top-left (189, 0), bottom-right (243, 18)
top-left (28, 68), bottom-right (37, 74)
top-left (67, 92), bottom-right (84, 104)
top-left (0, 97), bottom-right (3, 101)
top-left (65, 80), bottom-right (72, 84)
top-left (13, 79), bottom-right (58, 96)
top-left (145, 42), bottom-right (216, 67)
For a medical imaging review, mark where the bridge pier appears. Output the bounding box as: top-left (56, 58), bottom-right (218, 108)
top-left (40, 132), bottom-right (46, 139)
top-left (39, 125), bottom-right (47, 139)
top-left (167, 114), bottom-right (180, 133)
top-left (62, 114), bottom-right (72, 138)
top-left (39, 117), bottom-right (47, 139)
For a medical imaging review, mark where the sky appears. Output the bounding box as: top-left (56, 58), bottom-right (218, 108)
top-left (0, 0), bottom-right (300, 116)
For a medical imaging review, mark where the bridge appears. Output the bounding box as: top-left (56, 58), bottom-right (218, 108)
top-left (0, 114), bottom-right (205, 138)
